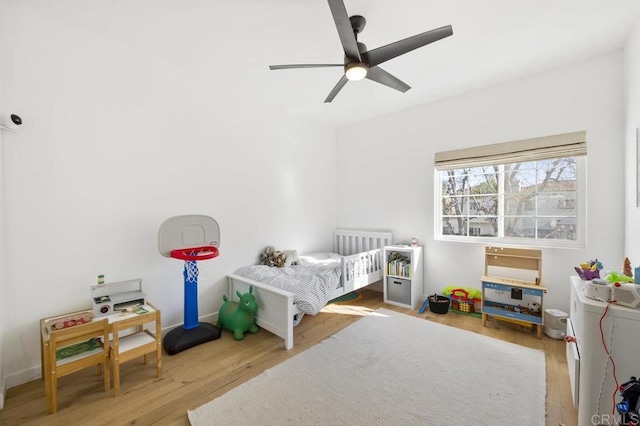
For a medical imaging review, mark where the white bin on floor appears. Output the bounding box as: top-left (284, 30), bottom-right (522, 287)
top-left (543, 308), bottom-right (568, 339)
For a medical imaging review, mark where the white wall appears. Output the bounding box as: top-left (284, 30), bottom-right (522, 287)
top-left (0, 1), bottom-right (5, 408)
top-left (625, 18), bottom-right (640, 263)
top-left (337, 51), bottom-right (626, 314)
top-left (0, 3), bottom-right (338, 388)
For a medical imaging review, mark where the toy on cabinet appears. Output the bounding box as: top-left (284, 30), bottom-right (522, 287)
top-left (574, 258), bottom-right (602, 280)
top-left (623, 256), bottom-right (633, 277)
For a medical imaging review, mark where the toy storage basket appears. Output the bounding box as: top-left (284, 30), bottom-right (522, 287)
top-left (428, 294), bottom-right (450, 314)
top-left (450, 288), bottom-right (481, 314)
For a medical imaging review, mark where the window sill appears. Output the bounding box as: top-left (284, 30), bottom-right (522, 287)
top-left (434, 234), bottom-right (585, 250)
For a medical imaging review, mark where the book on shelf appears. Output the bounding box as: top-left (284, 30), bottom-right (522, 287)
top-left (387, 257), bottom-right (412, 278)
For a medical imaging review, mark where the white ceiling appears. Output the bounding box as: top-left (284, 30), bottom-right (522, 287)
top-left (9, 1), bottom-right (640, 129)
top-left (250, 0), bottom-right (640, 127)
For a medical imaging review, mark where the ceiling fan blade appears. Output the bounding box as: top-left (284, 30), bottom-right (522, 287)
top-left (362, 25), bottom-right (453, 67)
top-left (269, 64), bottom-right (343, 70)
top-left (327, 0), bottom-right (361, 61)
top-left (324, 75), bottom-right (349, 103)
top-left (365, 66), bottom-right (411, 93)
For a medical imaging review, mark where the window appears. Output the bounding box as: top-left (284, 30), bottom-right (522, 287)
top-left (435, 132), bottom-right (586, 248)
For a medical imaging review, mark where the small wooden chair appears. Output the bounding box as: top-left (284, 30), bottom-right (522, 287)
top-left (43, 318), bottom-right (110, 414)
top-left (109, 305), bottom-right (162, 396)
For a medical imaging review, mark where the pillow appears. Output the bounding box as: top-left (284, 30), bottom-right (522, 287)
top-left (298, 252), bottom-right (341, 266)
top-left (299, 252), bottom-right (340, 261)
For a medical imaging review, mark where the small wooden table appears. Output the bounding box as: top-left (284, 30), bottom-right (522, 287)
top-left (40, 303), bottom-right (161, 411)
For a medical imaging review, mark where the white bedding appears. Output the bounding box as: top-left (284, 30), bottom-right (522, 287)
top-left (233, 253), bottom-right (342, 315)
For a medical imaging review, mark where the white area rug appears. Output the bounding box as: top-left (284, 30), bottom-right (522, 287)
top-left (188, 308), bottom-right (546, 425)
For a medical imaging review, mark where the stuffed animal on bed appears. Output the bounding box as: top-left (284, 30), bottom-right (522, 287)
top-left (216, 285), bottom-right (259, 341)
top-left (259, 246), bottom-right (299, 267)
top-left (281, 249), bottom-right (299, 266)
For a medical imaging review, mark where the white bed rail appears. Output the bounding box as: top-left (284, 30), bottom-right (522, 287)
top-left (333, 230), bottom-right (392, 256)
top-left (228, 274), bottom-right (297, 350)
top-left (342, 248), bottom-right (384, 293)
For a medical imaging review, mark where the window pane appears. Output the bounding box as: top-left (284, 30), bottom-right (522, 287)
top-left (555, 192), bottom-right (577, 213)
top-left (442, 196), bottom-right (468, 215)
top-left (441, 167), bottom-right (499, 196)
top-left (504, 163), bottom-right (537, 196)
top-left (504, 216), bottom-right (535, 238)
top-left (441, 170), bottom-right (470, 195)
top-left (505, 194), bottom-right (532, 216)
top-left (537, 217), bottom-right (576, 240)
top-left (441, 217), bottom-right (467, 236)
top-left (437, 155), bottom-right (581, 247)
top-left (469, 195), bottom-right (498, 216)
top-left (469, 216), bottom-right (498, 237)
top-left (467, 169), bottom-right (498, 195)
top-left (536, 158), bottom-right (577, 192)
top-left (536, 192), bottom-right (576, 216)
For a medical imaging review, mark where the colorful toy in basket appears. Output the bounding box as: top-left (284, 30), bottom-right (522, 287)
top-left (442, 286), bottom-right (482, 314)
top-left (217, 285), bottom-right (259, 340)
top-left (427, 294), bottom-right (450, 314)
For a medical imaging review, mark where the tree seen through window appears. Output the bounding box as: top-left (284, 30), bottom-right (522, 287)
top-left (440, 158), bottom-right (577, 241)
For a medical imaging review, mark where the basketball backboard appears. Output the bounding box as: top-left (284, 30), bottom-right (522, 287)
top-left (158, 215), bottom-right (220, 258)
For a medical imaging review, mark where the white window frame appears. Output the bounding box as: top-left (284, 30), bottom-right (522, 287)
top-left (434, 133), bottom-right (587, 249)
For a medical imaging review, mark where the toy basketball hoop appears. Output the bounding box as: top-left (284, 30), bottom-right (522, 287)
top-left (170, 246), bottom-right (219, 286)
top-left (158, 215), bottom-right (221, 355)
top-left (170, 246), bottom-right (219, 261)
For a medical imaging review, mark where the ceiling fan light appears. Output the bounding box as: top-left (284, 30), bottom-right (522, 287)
top-left (345, 63), bottom-right (368, 81)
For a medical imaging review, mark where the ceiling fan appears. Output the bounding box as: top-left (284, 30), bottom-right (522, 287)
top-left (269, 0), bottom-right (453, 103)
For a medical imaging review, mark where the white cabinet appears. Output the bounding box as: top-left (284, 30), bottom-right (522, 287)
top-left (383, 246), bottom-right (423, 309)
top-left (568, 276), bottom-right (640, 425)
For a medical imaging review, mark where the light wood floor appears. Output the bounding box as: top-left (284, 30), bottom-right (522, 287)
top-left (0, 289), bottom-right (577, 426)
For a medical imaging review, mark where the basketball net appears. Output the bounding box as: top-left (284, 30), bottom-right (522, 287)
top-left (172, 247), bottom-right (217, 284)
top-left (184, 259), bottom-right (199, 283)
top-left (183, 249), bottom-right (210, 283)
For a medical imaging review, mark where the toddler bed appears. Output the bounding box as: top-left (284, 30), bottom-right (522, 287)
top-left (227, 229), bottom-right (392, 350)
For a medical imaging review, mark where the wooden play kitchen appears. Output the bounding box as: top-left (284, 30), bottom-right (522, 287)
top-left (481, 246), bottom-right (546, 338)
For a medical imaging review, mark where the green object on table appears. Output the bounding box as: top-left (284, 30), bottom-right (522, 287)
top-left (605, 271), bottom-right (634, 283)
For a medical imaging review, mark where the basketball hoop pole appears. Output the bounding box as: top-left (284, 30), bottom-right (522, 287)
top-left (183, 260), bottom-right (199, 330)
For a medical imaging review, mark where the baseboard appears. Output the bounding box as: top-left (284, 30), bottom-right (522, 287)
top-left (0, 377), bottom-right (5, 410)
top-left (5, 366), bottom-right (41, 393)
top-left (162, 312), bottom-right (217, 335)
